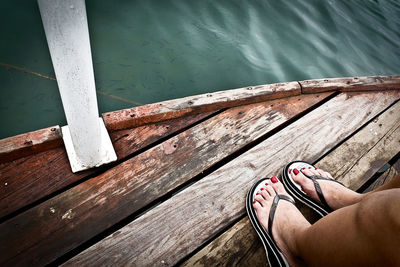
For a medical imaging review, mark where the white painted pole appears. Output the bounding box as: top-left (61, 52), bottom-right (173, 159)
top-left (38, 0), bottom-right (116, 172)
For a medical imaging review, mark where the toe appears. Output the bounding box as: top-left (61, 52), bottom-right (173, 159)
top-left (265, 184), bottom-right (276, 197)
top-left (260, 187), bottom-right (271, 199)
top-left (302, 168), bottom-right (314, 177)
top-left (254, 194), bottom-right (266, 207)
top-left (307, 168), bottom-right (320, 176)
top-left (291, 168), bottom-right (308, 185)
top-left (324, 170), bottom-right (334, 179)
top-left (315, 168), bottom-right (333, 179)
top-left (271, 179), bottom-right (286, 194)
top-left (252, 200), bottom-right (262, 210)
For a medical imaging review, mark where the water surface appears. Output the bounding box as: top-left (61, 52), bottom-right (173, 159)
top-left (1, 0), bottom-right (399, 138)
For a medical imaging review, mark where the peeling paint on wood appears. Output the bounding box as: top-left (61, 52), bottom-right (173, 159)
top-left (0, 113), bottom-right (210, 219)
top-left (63, 91), bottom-right (399, 266)
top-left (300, 75), bottom-right (400, 94)
top-left (182, 96), bottom-right (400, 267)
top-left (0, 126), bottom-right (62, 163)
top-left (0, 93), bottom-right (330, 266)
top-left (102, 82), bottom-right (301, 131)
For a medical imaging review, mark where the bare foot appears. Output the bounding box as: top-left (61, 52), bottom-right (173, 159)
top-left (253, 177), bottom-right (310, 266)
top-left (291, 167), bottom-right (363, 210)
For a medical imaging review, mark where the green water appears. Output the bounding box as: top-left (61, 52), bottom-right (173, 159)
top-left (1, 0), bottom-right (400, 139)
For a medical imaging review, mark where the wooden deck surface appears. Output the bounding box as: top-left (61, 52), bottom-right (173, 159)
top-left (1, 81), bottom-right (400, 266)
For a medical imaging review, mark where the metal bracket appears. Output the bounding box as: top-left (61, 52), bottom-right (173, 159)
top-left (38, 0), bottom-right (118, 172)
top-left (62, 118), bottom-right (117, 173)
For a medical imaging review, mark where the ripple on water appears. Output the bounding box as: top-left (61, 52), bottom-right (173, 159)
top-left (1, 0), bottom-right (400, 138)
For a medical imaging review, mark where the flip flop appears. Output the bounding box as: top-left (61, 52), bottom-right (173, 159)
top-left (246, 178), bottom-right (295, 267)
top-left (281, 160), bottom-right (344, 217)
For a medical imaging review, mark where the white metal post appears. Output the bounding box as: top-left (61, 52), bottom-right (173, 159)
top-left (38, 0), bottom-right (116, 172)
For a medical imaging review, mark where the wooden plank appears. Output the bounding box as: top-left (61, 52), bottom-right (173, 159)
top-left (363, 157), bottom-right (400, 193)
top-left (64, 91), bottom-right (400, 266)
top-left (0, 113), bottom-right (211, 220)
top-left (0, 126), bottom-right (62, 163)
top-left (317, 100), bottom-right (400, 190)
top-left (181, 216), bottom-right (266, 267)
top-left (0, 93), bottom-right (331, 266)
top-left (102, 81), bottom-right (301, 131)
top-left (1, 76), bottom-right (398, 162)
top-left (181, 98), bottom-right (400, 267)
top-left (2, 76), bottom-right (397, 161)
top-left (300, 75), bottom-right (400, 94)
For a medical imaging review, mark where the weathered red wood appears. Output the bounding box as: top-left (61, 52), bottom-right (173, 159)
top-left (300, 75), bottom-right (400, 94)
top-left (0, 126), bottom-right (62, 163)
top-left (182, 98), bottom-right (400, 267)
top-left (0, 113), bottom-right (211, 219)
top-left (102, 81), bottom-right (301, 131)
top-left (0, 93), bottom-right (331, 266)
top-left (64, 91), bottom-right (400, 266)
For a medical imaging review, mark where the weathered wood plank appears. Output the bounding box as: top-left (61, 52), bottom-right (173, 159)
top-left (0, 93), bottom-right (330, 266)
top-left (102, 82), bottom-right (301, 131)
top-left (1, 76), bottom-right (398, 162)
top-left (181, 216), bottom-right (266, 267)
top-left (0, 126), bottom-right (62, 163)
top-left (317, 100), bottom-right (400, 190)
top-left (300, 75), bottom-right (400, 94)
top-left (181, 99), bottom-right (400, 267)
top-left (65, 91), bottom-right (399, 266)
top-left (364, 157), bottom-right (400, 193)
top-left (0, 113), bottom-right (211, 219)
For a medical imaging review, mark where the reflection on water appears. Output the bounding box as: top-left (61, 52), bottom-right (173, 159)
top-left (0, 0), bottom-right (399, 138)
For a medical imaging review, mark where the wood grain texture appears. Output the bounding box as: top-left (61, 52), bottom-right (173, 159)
top-left (317, 100), bottom-right (400, 190)
top-left (1, 76), bottom-right (398, 162)
top-left (181, 216), bottom-right (266, 267)
top-left (102, 81), bottom-right (301, 131)
top-left (65, 91), bottom-right (399, 267)
top-left (0, 113), bottom-right (210, 220)
top-left (364, 158), bottom-right (400, 193)
top-left (0, 93), bottom-right (328, 266)
top-left (181, 97), bottom-right (400, 267)
top-left (0, 126), bottom-right (62, 163)
top-left (300, 75), bottom-right (400, 94)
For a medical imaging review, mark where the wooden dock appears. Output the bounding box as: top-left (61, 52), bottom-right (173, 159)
top-left (1, 76), bottom-right (400, 266)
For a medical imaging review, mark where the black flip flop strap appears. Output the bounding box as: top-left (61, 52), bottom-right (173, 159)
top-left (305, 174), bottom-right (344, 212)
top-left (268, 194), bottom-right (295, 243)
top-left (308, 176), bottom-right (332, 212)
top-left (308, 174), bottom-right (344, 186)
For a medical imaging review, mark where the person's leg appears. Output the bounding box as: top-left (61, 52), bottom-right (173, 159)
top-left (253, 178), bottom-right (400, 266)
top-left (291, 168), bottom-right (400, 210)
top-left (253, 178), bottom-right (310, 266)
top-left (368, 172), bottom-right (400, 192)
top-left (297, 188), bottom-right (400, 266)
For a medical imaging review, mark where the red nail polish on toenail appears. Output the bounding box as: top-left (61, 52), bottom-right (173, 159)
top-left (293, 168), bottom-right (299, 175)
top-left (256, 192), bottom-right (260, 195)
top-left (308, 167), bottom-right (312, 169)
top-left (265, 182), bottom-right (268, 186)
top-left (302, 167), bottom-right (305, 170)
top-left (260, 188), bottom-right (264, 191)
top-left (288, 169), bottom-right (292, 173)
top-left (315, 168), bottom-right (318, 170)
top-left (253, 200), bottom-right (256, 204)
top-left (271, 176), bottom-right (278, 183)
